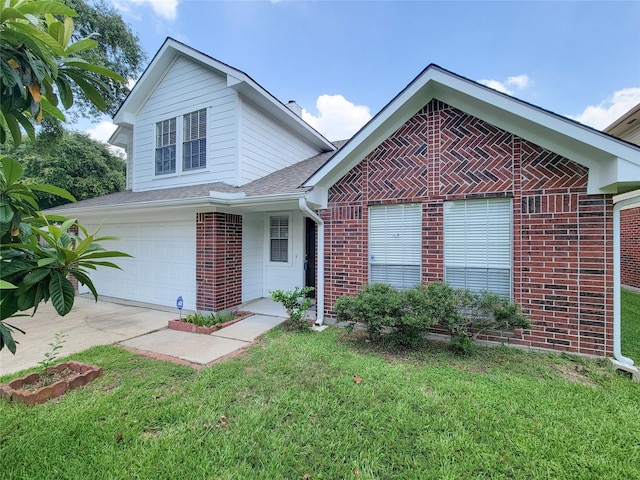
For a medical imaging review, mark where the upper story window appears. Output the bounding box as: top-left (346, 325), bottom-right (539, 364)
top-left (154, 109), bottom-right (207, 176)
top-left (155, 118), bottom-right (176, 175)
top-left (183, 109), bottom-right (207, 171)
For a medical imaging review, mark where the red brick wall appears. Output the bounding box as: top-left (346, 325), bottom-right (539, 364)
top-left (322, 100), bottom-right (614, 356)
top-left (196, 212), bottom-right (242, 311)
top-left (621, 206), bottom-right (640, 289)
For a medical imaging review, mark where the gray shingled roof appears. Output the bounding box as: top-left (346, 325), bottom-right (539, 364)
top-left (50, 141), bottom-right (346, 211)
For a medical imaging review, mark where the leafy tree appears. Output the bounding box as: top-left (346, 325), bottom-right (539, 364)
top-left (62, 0), bottom-right (147, 119)
top-left (0, 0), bottom-right (125, 146)
top-left (0, 130), bottom-right (126, 209)
top-left (0, 0), bottom-right (130, 353)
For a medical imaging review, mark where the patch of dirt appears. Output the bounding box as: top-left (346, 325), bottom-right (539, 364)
top-left (20, 368), bottom-right (76, 391)
top-left (552, 363), bottom-right (595, 386)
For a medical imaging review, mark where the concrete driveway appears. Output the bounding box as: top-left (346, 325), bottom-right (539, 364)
top-left (1, 296), bottom-right (288, 376)
top-left (0, 296), bottom-right (176, 376)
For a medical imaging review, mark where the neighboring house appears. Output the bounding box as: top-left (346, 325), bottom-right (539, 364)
top-left (53, 38), bottom-right (640, 360)
top-left (604, 103), bottom-right (640, 291)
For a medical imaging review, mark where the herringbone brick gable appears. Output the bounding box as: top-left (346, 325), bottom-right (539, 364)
top-left (367, 113), bottom-right (430, 201)
top-left (328, 163), bottom-right (363, 204)
top-left (521, 140), bottom-right (588, 191)
top-left (439, 108), bottom-right (513, 195)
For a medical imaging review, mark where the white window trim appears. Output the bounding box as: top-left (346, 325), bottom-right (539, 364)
top-left (265, 212), bottom-right (293, 266)
top-left (154, 107), bottom-right (209, 178)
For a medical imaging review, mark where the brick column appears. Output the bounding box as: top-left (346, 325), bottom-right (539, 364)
top-left (196, 212), bottom-right (242, 311)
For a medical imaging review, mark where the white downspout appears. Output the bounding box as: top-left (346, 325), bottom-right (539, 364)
top-left (613, 194), bottom-right (640, 367)
top-left (299, 197), bottom-right (324, 325)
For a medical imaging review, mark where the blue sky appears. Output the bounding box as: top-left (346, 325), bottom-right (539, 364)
top-left (83, 0), bottom-right (640, 143)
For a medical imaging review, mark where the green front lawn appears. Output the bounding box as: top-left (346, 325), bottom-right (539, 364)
top-left (622, 289), bottom-right (640, 362)
top-left (2, 323), bottom-right (639, 479)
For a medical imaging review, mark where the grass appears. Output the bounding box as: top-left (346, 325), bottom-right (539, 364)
top-left (622, 289), bottom-right (640, 362)
top-left (183, 310), bottom-right (235, 327)
top-left (1, 324), bottom-right (640, 479)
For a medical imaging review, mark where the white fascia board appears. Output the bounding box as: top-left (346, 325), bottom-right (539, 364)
top-left (305, 187), bottom-right (328, 209)
top-left (49, 192), bottom-right (308, 217)
top-left (305, 66), bottom-right (640, 195)
top-left (614, 188), bottom-right (640, 206)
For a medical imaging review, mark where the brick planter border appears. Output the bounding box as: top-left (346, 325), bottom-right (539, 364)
top-left (167, 311), bottom-right (253, 335)
top-left (0, 361), bottom-right (103, 407)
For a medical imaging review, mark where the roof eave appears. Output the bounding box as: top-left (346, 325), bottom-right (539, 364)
top-left (304, 66), bottom-right (640, 196)
top-left (48, 192), bottom-right (309, 217)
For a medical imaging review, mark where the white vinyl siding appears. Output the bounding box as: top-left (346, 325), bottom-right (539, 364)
top-left (444, 198), bottom-right (512, 296)
top-left (155, 118), bottom-right (176, 174)
top-left (239, 100), bottom-right (320, 184)
top-left (183, 109), bottom-right (207, 170)
top-left (270, 215), bottom-right (289, 263)
top-left (133, 56), bottom-right (237, 191)
top-left (369, 203), bottom-right (422, 289)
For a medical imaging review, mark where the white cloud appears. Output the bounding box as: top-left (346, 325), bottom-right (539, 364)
top-left (571, 87), bottom-right (640, 130)
top-left (114, 0), bottom-right (178, 20)
top-left (479, 74), bottom-right (532, 95)
top-left (86, 121), bottom-right (117, 144)
top-left (85, 121), bottom-right (125, 157)
top-left (506, 74), bottom-right (530, 90)
top-left (302, 94), bottom-right (372, 141)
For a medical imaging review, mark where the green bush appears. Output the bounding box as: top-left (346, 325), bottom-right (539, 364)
top-left (449, 333), bottom-right (476, 355)
top-left (270, 286), bottom-right (314, 331)
top-left (334, 283), bottom-right (404, 340)
top-left (334, 282), bottom-right (530, 354)
top-left (392, 283), bottom-right (459, 348)
top-left (442, 290), bottom-right (530, 353)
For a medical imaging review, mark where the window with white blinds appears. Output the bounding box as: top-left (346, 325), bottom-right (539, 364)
top-left (183, 109), bottom-right (206, 170)
top-left (369, 203), bottom-right (422, 289)
top-left (444, 198), bottom-right (512, 296)
top-left (270, 215), bottom-right (289, 262)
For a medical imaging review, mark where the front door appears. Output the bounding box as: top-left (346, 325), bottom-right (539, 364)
top-left (304, 217), bottom-right (316, 298)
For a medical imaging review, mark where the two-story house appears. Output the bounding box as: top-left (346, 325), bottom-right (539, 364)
top-left (54, 38), bottom-right (640, 363)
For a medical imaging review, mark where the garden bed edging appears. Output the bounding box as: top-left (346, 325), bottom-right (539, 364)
top-left (0, 361), bottom-right (103, 407)
top-left (167, 311), bottom-right (253, 334)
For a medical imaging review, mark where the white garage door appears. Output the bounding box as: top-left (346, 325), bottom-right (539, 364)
top-left (79, 219), bottom-right (197, 310)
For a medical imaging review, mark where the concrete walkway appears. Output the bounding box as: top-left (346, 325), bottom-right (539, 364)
top-left (0, 296), bottom-right (286, 376)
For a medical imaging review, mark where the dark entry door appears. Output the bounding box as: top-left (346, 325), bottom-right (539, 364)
top-left (304, 217), bottom-right (316, 298)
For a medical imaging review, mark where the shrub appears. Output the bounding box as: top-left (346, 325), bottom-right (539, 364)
top-left (449, 333), bottom-right (476, 355)
top-left (442, 290), bottom-right (530, 353)
top-left (392, 283), bottom-right (459, 348)
top-left (184, 311), bottom-right (234, 327)
top-left (335, 282), bottom-right (530, 354)
top-left (334, 283), bottom-right (403, 340)
top-left (270, 286), bottom-right (314, 331)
